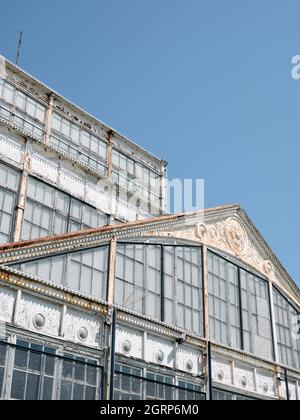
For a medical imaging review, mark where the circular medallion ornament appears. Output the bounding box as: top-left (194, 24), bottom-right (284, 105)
top-left (262, 260), bottom-right (274, 278)
top-left (78, 326), bottom-right (89, 341)
top-left (33, 313), bottom-right (45, 329)
top-left (209, 226), bottom-right (219, 240)
top-left (155, 350), bottom-right (165, 364)
top-left (240, 376), bottom-right (248, 388)
top-left (186, 359), bottom-right (194, 372)
top-left (122, 340), bottom-right (132, 354)
top-left (262, 382), bottom-right (269, 394)
top-left (217, 369), bottom-right (225, 382)
top-left (195, 224), bottom-right (207, 241)
top-left (225, 219), bottom-right (248, 255)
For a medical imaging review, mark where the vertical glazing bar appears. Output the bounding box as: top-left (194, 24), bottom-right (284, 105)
top-left (161, 244), bottom-right (165, 322)
top-left (237, 268), bottom-right (244, 351)
top-left (207, 341), bottom-right (213, 401)
top-left (284, 368), bottom-right (290, 401)
top-left (202, 246), bottom-right (210, 339)
top-left (268, 280), bottom-right (278, 362)
top-left (107, 239), bottom-right (117, 304)
top-left (108, 308), bottom-right (117, 401)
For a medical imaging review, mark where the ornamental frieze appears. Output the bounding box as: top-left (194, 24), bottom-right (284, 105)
top-left (147, 217), bottom-right (277, 282)
top-left (195, 217), bottom-right (276, 281)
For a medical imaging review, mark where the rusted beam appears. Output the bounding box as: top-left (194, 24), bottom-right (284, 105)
top-left (13, 144), bottom-right (31, 242)
top-left (107, 130), bottom-right (114, 179)
top-left (103, 307), bottom-right (116, 400)
top-left (45, 93), bottom-right (54, 146)
top-left (107, 238), bottom-right (117, 304)
top-left (160, 162), bottom-right (168, 214)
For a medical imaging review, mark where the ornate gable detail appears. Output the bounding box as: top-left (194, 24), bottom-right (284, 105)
top-left (146, 216), bottom-right (278, 284)
top-left (195, 217), bottom-right (276, 281)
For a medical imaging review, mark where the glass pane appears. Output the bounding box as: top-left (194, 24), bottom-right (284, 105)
top-left (60, 381), bottom-right (72, 400)
top-left (87, 365), bottom-right (97, 386)
top-left (45, 356), bottom-right (55, 376)
top-left (42, 377), bottom-right (53, 400)
top-left (70, 199), bottom-right (81, 220)
top-left (11, 371), bottom-right (26, 400)
top-left (14, 348), bottom-right (28, 369)
top-left (25, 373), bottom-right (40, 400)
top-left (29, 352), bottom-right (42, 372)
top-left (73, 384), bottom-right (84, 400)
top-left (62, 360), bottom-right (73, 379)
top-left (0, 366), bottom-right (4, 397)
top-left (85, 386), bottom-right (96, 400)
top-left (0, 344), bottom-right (6, 366)
top-left (74, 361), bottom-right (85, 381)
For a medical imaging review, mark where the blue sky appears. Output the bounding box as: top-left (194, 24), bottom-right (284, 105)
top-left (0, 0), bottom-right (299, 284)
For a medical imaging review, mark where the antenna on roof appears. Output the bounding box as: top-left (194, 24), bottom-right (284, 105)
top-left (16, 31), bottom-right (23, 66)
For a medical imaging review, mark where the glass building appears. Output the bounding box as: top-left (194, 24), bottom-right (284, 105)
top-left (0, 55), bottom-right (299, 401)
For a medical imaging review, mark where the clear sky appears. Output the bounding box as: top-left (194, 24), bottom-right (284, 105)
top-left (0, 0), bottom-right (299, 285)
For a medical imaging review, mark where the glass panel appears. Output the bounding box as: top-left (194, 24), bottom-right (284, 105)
top-left (114, 365), bottom-right (142, 400)
top-left (241, 270), bottom-right (273, 359)
top-left (25, 374), bottom-right (40, 400)
top-left (273, 288), bottom-right (300, 370)
top-left (14, 348), bottom-right (28, 369)
top-left (8, 339), bottom-right (103, 401)
top-left (0, 163), bottom-right (20, 244)
top-left (212, 388), bottom-right (257, 401)
top-left (22, 176), bottom-right (107, 240)
top-left (164, 247), bottom-right (203, 336)
top-left (115, 244), bottom-right (161, 319)
top-left (42, 377), bottom-right (54, 400)
top-left (208, 253), bottom-right (240, 347)
top-left (145, 371), bottom-right (174, 400)
top-left (60, 381), bottom-right (72, 400)
top-left (11, 371), bottom-right (26, 400)
top-left (14, 246), bottom-right (108, 299)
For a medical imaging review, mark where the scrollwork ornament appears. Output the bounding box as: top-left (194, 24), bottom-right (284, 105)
top-left (23, 150), bottom-right (32, 172)
top-left (224, 218), bottom-right (248, 256)
top-left (195, 224), bottom-right (208, 242)
top-left (262, 260), bottom-right (274, 278)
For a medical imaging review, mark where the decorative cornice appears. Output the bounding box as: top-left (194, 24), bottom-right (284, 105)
top-left (211, 341), bottom-right (300, 378)
top-left (195, 217), bottom-right (276, 280)
top-left (0, 118), bottom-right (107, 180)
top-left (1, 264), bottom-right (299, 379)
top-left (0, 55), bottom-right (165, 167)
top-left (0, 205), bottom-right (298, 303)
top-left (0, 265), bottom-right (110, 316)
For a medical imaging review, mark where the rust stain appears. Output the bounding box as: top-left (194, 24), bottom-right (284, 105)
top-left (0, 204), bottom-right (240, 254)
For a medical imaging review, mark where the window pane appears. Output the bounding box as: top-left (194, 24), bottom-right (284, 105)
top-left (73, 384), bottom-right (84, 400)
top-left (25, 374), bottom-right (40, 400)
top-left (60, 381), bottom-right (72, 400)
top-left (63, 359), bottom-right (73, 379)
top-left (0, 367), bottom-right (4, 398)
top-left (241, 270), bottom-right (273, 359)
top-left (29, 352), bottom-right (42, 372)
top-left (116, 244), bottom-right (161, 318)
top-left (45, 356), bottom-right (55, 376)
top-left (11, 371), bottom-right (26, 400)
top-left (42, 377), bottom-right (54, 400)
top-left (85, 386), bottom-right (96, 400)
top-left (208, 253), bottom-right (239, 348)
top-left (273, 288), bottom-right (300, 370)
top-left (14, 348), bottom-right (28, 369)
top-left (164, 247), bottom-right (203, 335)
